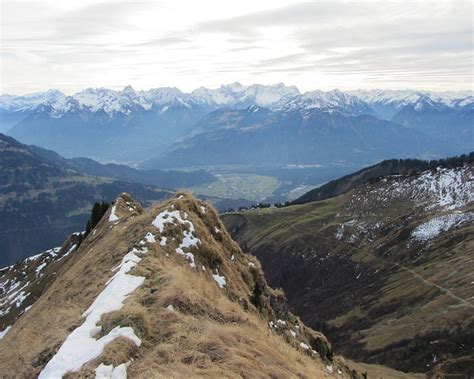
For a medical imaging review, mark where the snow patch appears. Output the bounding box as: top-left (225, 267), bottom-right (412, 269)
top-left (212, 271), bottom-right (226, 288)
top-left (411, 212), bottom-right (474, 242)
top-left (35, 262), bottom-right (47, 275)
top-left (95, 361), bottom-right (130, 379)
top-left (39, 248), bottom-right (146, 378)
top-left (144, 232), bottom-right (156, 243)
top-left (0, 325), bottom-right (11, 339)
top-left (299, 342), bottom-right (309, 350)
top-left (108, 205), bottom-right (119, 222)
top-left (152, 209), bottom-right (201, 267)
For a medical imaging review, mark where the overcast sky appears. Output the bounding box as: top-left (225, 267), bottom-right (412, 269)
top-left (1, 0), bottom-right (472, 95)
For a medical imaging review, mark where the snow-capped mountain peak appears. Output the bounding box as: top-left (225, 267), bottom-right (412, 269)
top-left (0, 90), bottom-right (65, 111)
top-left (280, 88), bottom-right (372, 115)
top-left (1, 85), bottom-right (473, 119)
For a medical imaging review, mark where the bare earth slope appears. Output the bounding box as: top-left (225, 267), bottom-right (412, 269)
top-left (223, 164), bottom-right (474, 377)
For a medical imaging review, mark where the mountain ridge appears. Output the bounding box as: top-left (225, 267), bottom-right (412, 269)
top-left (0, 191), bottom-right (421, 378)
top-left (222, 160), bottom-right (474, 376)
top-left (292, 153), bottom-right (474, 205)
top-left (3, 84), bottom-right (472, 163)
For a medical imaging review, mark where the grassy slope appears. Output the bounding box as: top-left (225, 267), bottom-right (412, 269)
top-left (0, 193), bottom-right (334, 378)
top-left (0, 193), bottom-right (419, 378)
top-left (222, 171), bottom-right (474, 376)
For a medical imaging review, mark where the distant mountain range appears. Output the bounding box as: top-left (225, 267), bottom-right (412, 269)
top-left (2, 84), bottom-right (472, 165)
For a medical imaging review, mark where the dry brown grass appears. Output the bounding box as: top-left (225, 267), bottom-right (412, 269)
top-left (99, 305), bottom-right (152, 339)
top-left (0, 192), bottom-right (414, 378)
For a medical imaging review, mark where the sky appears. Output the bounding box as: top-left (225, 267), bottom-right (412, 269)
top-left (1, 0), bottom-right (473, 95)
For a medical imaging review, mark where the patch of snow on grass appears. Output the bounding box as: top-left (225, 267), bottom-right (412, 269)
top-left (367, 166), bottom-right (473, 211)
top-left (152, 209), bottom-right (201, 268)
top-left (35, 262), bottom-right (47, 275)
top-left (108, 205), bottom-right (119, 222)
top-left (144, 232), bottom-right (156, 243)
top-left (0, 325), bottom-right (11, 339)
top-left (212, 271), bottom-right (226, 288)
top-left (24, 252), bottom-right (45, 262)
top-left (95, 361), bottom-right (130, 379)
top-left (411, 212), bottom-right (474, 242)
top-left (12, 291), bottom-right (27, 308)
top-left (39, 249), bottom-right (146, 378)
top-left (299, 342), bottom-right (309, 350)
top-left (60, 244), bottom-right (77, 260)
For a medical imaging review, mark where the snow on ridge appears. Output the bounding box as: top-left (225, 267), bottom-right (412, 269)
top-left (347, 89), bottom-right (473, 108)
top-left (39, 247), bottom-right (147, 378)
top-left (109, 205), bottom-right (119, 222)
top-left (0, 325), bottom-right (11, 340)
top-left (151, 209), bottom-right (201, 268)
top-left (364, 166), bottom-right (473, 211)
top-left (35, 262), bottom-right (47, 275)
top-left (411, 212), bottom-right (474, 242)
top-left (4, 86), bottom-right (472, 117)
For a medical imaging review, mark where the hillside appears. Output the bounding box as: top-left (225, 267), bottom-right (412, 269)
top-left (0, 133), bottom-right (173, 267)
top-left (26, 143), bottom-right (216, 188)
top-left (222, 163), bottom-right (474, 376)
top-left (0, 192), bottom-right (416, 378)
top-left (293, 153), bottom-right (474, 204)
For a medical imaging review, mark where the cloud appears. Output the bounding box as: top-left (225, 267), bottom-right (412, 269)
top-left (1, 0), bottom-right (472, 94)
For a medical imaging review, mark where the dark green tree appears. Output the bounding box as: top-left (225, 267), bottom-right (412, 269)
top-left (85, 201), bottom-right (110, 236)
top-left (250, 280), bottom-right (264, 310)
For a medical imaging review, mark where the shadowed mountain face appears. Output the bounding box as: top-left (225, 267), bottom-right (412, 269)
top-left (140, 107), bottom-right (451, 169)
top-left (0, 134), bottom-right (174, 267)
top-left (8, 104), bottom-right (210, 162)
top-left (26, 144), bottom-right (216, 189)
top-left (222, 162), bottom-right (474, 377)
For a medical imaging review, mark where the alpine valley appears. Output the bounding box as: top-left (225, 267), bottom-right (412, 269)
top-left (0, 83), bottom-right (473, 379)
